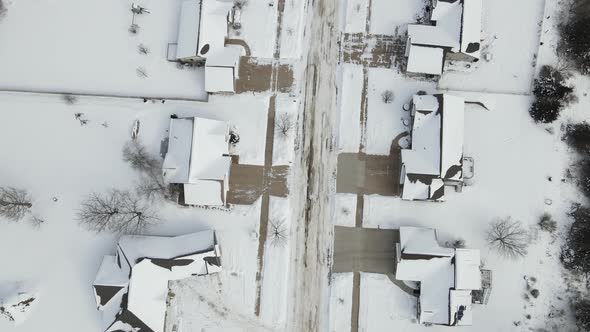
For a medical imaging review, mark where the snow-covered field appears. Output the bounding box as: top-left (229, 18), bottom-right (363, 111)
top-left (332, 193), bottom-right (357, 227)
top-left (0, 0), bottom-right (207, 99)
top-left (0, 92), bottom-right (273, 332)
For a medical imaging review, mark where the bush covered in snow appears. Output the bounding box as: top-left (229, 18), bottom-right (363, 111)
top-left (529, 66), bottom-right (573, 123)
top-left (561, 205), bottom-right (590, 273)
top-left (0, 287), bottom-right (38, 325)
top-left (538, 212), bottom-right (557, 233)
top-left (574, 297), bottom-right (590, 332)
top-left (560, 6), bottom-right (590, 75)
top-left (565, 122), bottom-right (590, 153)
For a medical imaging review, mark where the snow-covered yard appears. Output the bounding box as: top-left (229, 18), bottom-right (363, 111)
top-left (365, 69), bottom-right (436, 155)
top-left (438, 0), bottom-right (546, 94)
top-left (0, 0), bottom-right (208, 99)
top-left (0, 92), bottom-right (278, 332)
top-left (332, 92), bottom-right (582, 331)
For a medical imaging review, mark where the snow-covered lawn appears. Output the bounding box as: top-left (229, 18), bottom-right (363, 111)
top-left (332, 193), bottom-right (357, 227)
top-left (0, 0), bottom-right (207, 99)
top-left (438, 0), bottom-right (546, 94)
top-left (229, 0), bottom-right (278, 58)
top-left (259, 196), bottom-right (292, 328)
top-left (280, 0), bottom-right (307, 59)
top-left (369, 0), bottom-right (424, 35)
top-left (273, 96), bottom-right (300, 165)
top-left (336, 64), bottom-right (364, 153)
top-left (0, 92), bottom-right (271, 332)
top-left (342, 0), bottom-right (368, 33)
top-left (328, 273), bottom-right (354, 332)
top-left (365, 68), bottom-right (436, 155)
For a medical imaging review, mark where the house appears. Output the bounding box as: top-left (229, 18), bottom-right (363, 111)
top-left (92, 230), bottom-right (222, 332)
top-left (171, 0), bottom-right (241, 93)
top-left (395, 226), bottom-right (482, 326)
top-left (162, 117), bottom-right (232, 206)
top-left (405, 0), bottom-right (482, 75)
top-left (400, 93), bottom-right (465, 201)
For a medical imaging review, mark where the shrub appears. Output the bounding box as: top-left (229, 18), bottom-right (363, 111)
top-left (560, 13), bottom-right (590, 75)
top-left (381, 90), bottom-right (394, 104)
top-left (529, 66), bottom-right (573, 123)
top-left (530, 289), bottom-right (540, 298)
top-left (565, 122), bottom-right (590, 153)
top-left (561, 205), bottom-right (590, 273)
top-left (574, 298), bottom-right (590, 331)
top-left (538, 212), bottom-right (557, 233)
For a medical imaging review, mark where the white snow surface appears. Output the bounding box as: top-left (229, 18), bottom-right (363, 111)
top-left (228, 0), bottom-right (278, 58)
top-left (337, 64), bottom-right (363, 153)
top-left (0, 282), bottom-right (39, 326)
top-left (328, 273), bottom-right (353, 332)
top-left (0, 0), bottom-right (208, 100)
top-left (369, 0), bottom-right (424, 35)
top-left (0, 92), bottom-right (269, 332)
top-left (332, 193), bottom-right (357, 227)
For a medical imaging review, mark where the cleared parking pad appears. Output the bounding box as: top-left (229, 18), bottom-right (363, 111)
top-left (332, 226), bottom-right (399, 274)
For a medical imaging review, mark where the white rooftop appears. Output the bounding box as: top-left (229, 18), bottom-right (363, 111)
top-left (175, 0), bottom-right (233, 60)
top-left (460, 0), bottom-right (483, 59)
top-left (93, 231), bottom-right (222, 332)
top-left (396, 226), bottom-right (481, 326)
top-left (401, 94), bottom-right (465, 201)
top-left (406, 44), bottom-right (445, 76)
top-left (162, 117), bottom-right (231, 206)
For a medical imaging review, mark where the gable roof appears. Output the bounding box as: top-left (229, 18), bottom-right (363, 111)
top-left (175, 0), bottom-right (233, 60)
top-left (460, 0), bottom-right (483, 58)
top-left (401, 94), bottom-right (465, 201)
top-left (162, 117), bottom-right (231, 206)
top-left (93, 231), bottom-right (222, 332)
top-left (395, 226), bottom-right (481, 326)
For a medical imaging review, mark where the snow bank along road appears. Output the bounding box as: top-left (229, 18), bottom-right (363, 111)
top-left (288, 0), bottom-right (340, 331)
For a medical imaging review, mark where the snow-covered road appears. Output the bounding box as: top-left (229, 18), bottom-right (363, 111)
top-left (287, 0), bottom-right (341, 331)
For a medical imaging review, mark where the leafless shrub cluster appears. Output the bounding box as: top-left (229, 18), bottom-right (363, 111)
top-left (0, 187), bottom-right (32, 221)
top-left (62, 94), bottom-right (78, 105)
top-left (486, 217), bottom-right (529, 258)
top-left (122, 140), bottom-right (171, 201)
top-left (138, 44), bottom-right (149, 55)
top-left (381, 90), bottom-right (394, 104)
top-left (538, 212), bottom-right (557, 233)
top-left (136, 67), bottom-right (148, 78)
top-left (275, 113), bottom-right (294, 138)
top-left (77, 189), bottom-right (158, 234)
top-left (268, 219), bottom-right (288, 247)
top-left (0, 0), bottom-right (6, 19)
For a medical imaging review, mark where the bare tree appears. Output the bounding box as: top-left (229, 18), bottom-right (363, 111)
top-left (77, 190), bottom-right (158, 234)
top-left (136, 67), bottom-right (148, 78)
top-left (486, 217), bottom-right (529, 258)
top-left (268, 219), bottom-right (289, 247)
top-left (381, 90), bottom-right (394, 104)
top-left (275, 113), bottom-right (294, 138)
top-left (30, 215), bottom-right (45, 228)
top-left (122, 140), bottom-right (170, 201)
top-left (138, 44), bottom-right (149, 55)
top-left (0, 187), bottom-right (32, 221)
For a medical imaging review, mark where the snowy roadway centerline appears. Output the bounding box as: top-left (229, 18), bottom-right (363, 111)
top-left (287, 0), bottom-right (341, 331)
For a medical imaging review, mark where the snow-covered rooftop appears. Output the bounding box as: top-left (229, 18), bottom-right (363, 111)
top-left (454, 249), bottom-right (482, 290)
top-left (460, 0), bottom-right (483, 59)
top-left (162, 117), bottom-right (231, 206)
top-left (406, 0), bottom-right (481, 75)
top-left (176, 0), bottom-right (233, 60)
top-left (395, 226), bottom-right (481, 326)
top-left (204, 47), bottom-right (241, 93)
top-left (406, 44), bottom-right (445, 76)
top-left (400, 94), bottom-right (465, 201)
top-left (93, 230), bottom-right (222, 332)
